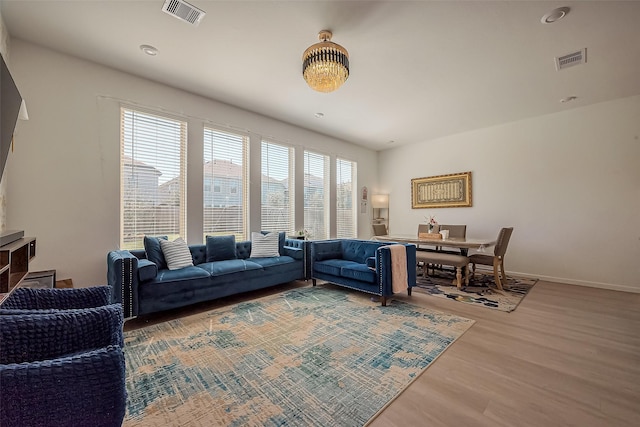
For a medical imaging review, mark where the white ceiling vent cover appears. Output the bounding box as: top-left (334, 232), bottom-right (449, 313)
top-left (162, 0), bottom-right (205, 26)
top-left (555, 48), bottom-right (587, 71)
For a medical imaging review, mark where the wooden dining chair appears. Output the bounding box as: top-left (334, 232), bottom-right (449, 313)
top-left (469, 227), bottom-right (514, 291)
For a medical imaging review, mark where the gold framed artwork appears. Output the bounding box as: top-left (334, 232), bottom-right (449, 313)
top-left (411, 171), bottom-right (472, 209)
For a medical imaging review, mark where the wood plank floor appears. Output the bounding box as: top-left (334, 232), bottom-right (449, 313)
top-left (126, 280), bottom-right (640, 426)
top-left (369, 281), bottom-right (640, 427)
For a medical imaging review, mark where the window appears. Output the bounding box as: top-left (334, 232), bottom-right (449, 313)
top-left (120, 108), bottom-right (187, 249)
top-left (336, 158), bottom-right (357, 238)
top-left (261, 141), bottom-right (294, 233)
top-left (203, 128), bottom-right (248, 240)
top-left (304, 150), bottom-right (330, 240)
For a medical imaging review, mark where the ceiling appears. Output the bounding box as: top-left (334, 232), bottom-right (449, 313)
top-left (2, 1), bottom-right (640, 151)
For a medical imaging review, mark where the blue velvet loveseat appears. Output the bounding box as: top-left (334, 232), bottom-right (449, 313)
top-left (310, 239), bottom-right (417, 306)
top-left (107, 234), bottom-right (309, 318)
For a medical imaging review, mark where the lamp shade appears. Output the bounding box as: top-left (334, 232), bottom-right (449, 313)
top-left (371, 194), bottom-right (389, 209)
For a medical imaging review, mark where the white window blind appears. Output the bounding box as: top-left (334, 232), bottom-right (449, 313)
top-left (304, 150), bottom-right (330, 240)
top-left (203, 128), bottom-right (248, 241)
top-left (261, 141), bottom-right (294, 234)
top-left (336, 158), bottom-right (357, 238)
top-left (120, 108), bottom-right (187, 250)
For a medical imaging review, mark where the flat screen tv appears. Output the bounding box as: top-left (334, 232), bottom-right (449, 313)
top-left (0, 53), bottom-right (23, 181)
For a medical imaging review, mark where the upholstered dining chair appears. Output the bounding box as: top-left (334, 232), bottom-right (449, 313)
top-left (469, 227), bottom-right (514, 291)
top-left (436, 224), bottom-right (467, 253)
top-left (0, 304), bottom-right (126, 427)
top-left (372, 223), bottom-right (388, 236)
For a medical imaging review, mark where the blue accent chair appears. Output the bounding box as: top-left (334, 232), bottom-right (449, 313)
top-left (0, 304), bottom-right (126, 427)
top-left (0, 285), bottom-right (112, 311)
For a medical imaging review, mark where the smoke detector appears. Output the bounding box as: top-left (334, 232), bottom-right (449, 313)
top-left (162, 0), bottom-right (206, 26)
top-left (555, 48), bottom-right (587, 71)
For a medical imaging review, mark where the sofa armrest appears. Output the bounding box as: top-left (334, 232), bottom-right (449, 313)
top-left (284, 239), bottom-right (311, 279)
top-left (376, 244), bottom-right (417, 296)
top-left (107, 250), bottom-right (140, 318)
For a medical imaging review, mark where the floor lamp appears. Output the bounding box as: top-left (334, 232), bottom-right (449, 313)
top-left (371, 194), bottom-right (389, 232)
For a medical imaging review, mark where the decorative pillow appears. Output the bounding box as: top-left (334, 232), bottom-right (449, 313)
top-left (260, 230), bottom-right (285, 255)
top-left (206, 235), bottom-right (237, 262)
top-left (143, 235), bottom-right (168, 269)
top-left (159, 238), bottom-right (194, 270)
top-left (250, 232), bottom-right (280, 258)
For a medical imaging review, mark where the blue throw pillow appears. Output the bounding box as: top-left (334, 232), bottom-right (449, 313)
top-left (206, 235), bottom-right (237, 262)
top-left (260, 230), bottom-right (285, 255)
top-left (144, 235), bottom-right (168, 270)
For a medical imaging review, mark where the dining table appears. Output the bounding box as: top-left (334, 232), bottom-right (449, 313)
top-left (374, 234), bottom-right (499, 291)
top-left (373, 234), bottom-right (496, 256)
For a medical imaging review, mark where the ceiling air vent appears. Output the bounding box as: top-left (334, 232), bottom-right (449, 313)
top-left (555, 48), bottom-right (587, 71)
top-left (162, 0), bottom-right (206, 26)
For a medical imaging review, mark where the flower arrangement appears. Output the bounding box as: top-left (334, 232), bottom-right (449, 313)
top-left (424, 214), bottom-right (438, 232)
top-left (295, 228), bottom-right (312, 240)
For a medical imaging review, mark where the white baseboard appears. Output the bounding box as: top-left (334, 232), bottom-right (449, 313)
top-left (473, 266), bottom-right (640, 294)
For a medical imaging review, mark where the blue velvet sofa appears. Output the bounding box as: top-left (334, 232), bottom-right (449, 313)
top-left (107, 235), bottom-right (309, 318)
top-left (310, 239), bottom-right (417, 306)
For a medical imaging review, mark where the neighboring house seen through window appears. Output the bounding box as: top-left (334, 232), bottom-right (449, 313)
top-left (203, 128), bottom-right (249, 241)
top-left (261, 141), bottom-right (294, 234)
top-left (336, 158), bottom-right (357, 238)
top-left (304, 150), bottom-right (330, 240)
top-left (120, 108), bottom-right (187, 250)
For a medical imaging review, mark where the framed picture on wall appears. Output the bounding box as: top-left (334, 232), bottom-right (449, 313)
top-left (411, 171), bottom-right (472, 208)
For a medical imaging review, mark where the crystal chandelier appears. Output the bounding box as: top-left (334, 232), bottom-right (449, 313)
top-left (302, 30), bottom-right (349, 93)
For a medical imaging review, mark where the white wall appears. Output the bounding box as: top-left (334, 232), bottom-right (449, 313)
top-left (379, 95), bottom-right (640, 292)
top-left (6, 40), bottom-right (377, 287)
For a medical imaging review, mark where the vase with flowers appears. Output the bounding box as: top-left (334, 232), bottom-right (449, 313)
top-left (424, 214), bottom-right (438, 233)
top-left (295, 228), bottom-right (312, 240)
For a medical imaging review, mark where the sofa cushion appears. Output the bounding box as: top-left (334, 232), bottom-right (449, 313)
top-left (313, 259), bottom-right (359, 277)
top-left (249, 256), bottom-right (295, 269)
top-left (144, 235), bottom-right (168, 269)
top-left (198, 259), bottom-right (263, 277)
top-left (206, 235), bottom-right (237, 262)
top-left (154, 265), bottom-right (211, 283)
top-left (159, 238), bottom-right (194, 270)
top-left (137, 259), bottom-right (158, 282)
top-left (250, 232), bottom-right (280, 257)
top-left (341, 263), bottom-right (376, 283)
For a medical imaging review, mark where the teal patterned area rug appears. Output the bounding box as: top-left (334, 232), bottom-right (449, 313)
top-left (414, 269), bottom-right (538, 312)
top-left (123, 286), bottom-right (473, 426)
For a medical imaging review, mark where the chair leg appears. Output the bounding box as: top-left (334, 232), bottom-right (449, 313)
top-left (455, 267), bottom-right (462, 289)
top-left (471, 262), bottom-right (476, 279)
top-left (500, 258), bottom-right (507, 281)
top-left (312, 279), bottom-right (316, 286)
top-left (407, 287), bottom-right (412, 296)
top-left (381, 296), bottom-right (387, 306)
top-left (464, 265), bottom-right (470, 286)
top-left (492, 258), bottom-right (504, 291)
